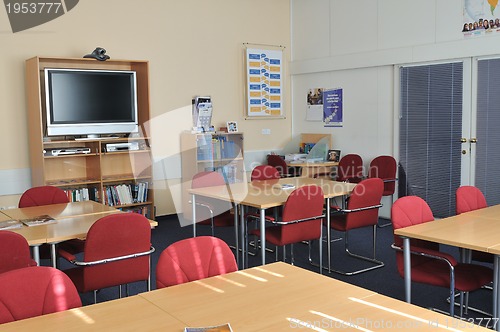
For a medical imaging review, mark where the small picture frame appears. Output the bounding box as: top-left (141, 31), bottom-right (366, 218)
top-left (327, 149), bottom-right (341, 162)
top-left (227, 121), bottom-right (238, 133)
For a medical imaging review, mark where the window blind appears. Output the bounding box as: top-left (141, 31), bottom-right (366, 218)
top-left (475, 58), bottom-right (500, 205)
top-left (399, 62), bottom-right (463, 218)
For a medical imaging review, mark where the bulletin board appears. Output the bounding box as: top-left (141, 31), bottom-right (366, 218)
top-left (244, 46), bottom-right (285, 119)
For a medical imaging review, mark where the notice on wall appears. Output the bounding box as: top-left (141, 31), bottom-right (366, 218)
top-left (323, 88), bottom-right (343, 127)
top-left (245, 48), bottom-right (284, 118)
top-left (463, 0), bottom-right (500, 37)
top-left (306, 88), bottom-right (323, 121)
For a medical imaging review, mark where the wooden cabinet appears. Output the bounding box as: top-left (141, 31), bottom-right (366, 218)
top-left (180, 132), bottom-right (244, 216)
top-left (25, 56), bottom-right (154, 218)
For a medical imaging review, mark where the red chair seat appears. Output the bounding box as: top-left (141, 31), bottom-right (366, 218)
top-left (251, 219), bottom-right (322, 247)
top-left (409, 259), bottom-right (492, 292)
top-left (0, 231), bottom-right (37, 274)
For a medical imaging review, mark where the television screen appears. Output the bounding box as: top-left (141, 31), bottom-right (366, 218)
top-left (44, 68), bottom-right (138, 137)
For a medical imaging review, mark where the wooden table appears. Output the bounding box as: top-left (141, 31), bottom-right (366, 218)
top-left (0, 295), bottom-right (185, 331)
top-left (0, 262), bottom-right (490, 331)
top-left (1, 200), bottom-right (118, 221)
top-left (139, 262), bottom-right (490, 331)
top-left (394, 209), bottom-right (500, 329)
top-left (0, 201), bottom-right (157, 267)
top-left (287, 160), bottom-right (339, 178)
top-left (189, 178), bottom-right (355, 268)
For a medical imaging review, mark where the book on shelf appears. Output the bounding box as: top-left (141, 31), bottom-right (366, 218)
top-left (19, 215), bottom-right (56, 227)
top-left (104, 182), bottom-right (149, 206)
top-left (0, 219), bottom-right (23, 230)
top-left (184, 323), bottom-right (233, 332)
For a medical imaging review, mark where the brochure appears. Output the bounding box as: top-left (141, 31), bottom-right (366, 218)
top-left (0, 219), bottom-right (23, 230)
top-left (20, 215), bottom-right (56, 227)
top-left (184, 323), bottom-right (233, 332)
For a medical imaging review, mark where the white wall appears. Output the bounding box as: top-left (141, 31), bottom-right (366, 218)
top-left (290, 0), bottom-right (500, 217)
top-left (0, 0), bottom-right (291, 215)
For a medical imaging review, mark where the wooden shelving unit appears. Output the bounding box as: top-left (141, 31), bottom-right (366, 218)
top-left (25, 56), bottom-right (155, 218)
top-left (180, 132), bottom-right (245, 217)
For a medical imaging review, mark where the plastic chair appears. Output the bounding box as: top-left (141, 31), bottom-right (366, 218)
top-left (0, 231), bottom-right (37, 274)
top-left (0, 266), bottom-right (81, 324)
top-left (267, 154), bottom-right (299, 177)
top-left (58, 213), bottom-right (155, 303)
top-left (368, 155), bottom-right (397, 227)
top-left (456, 186), bottom-right (491, 263)
top-left (391, 196), bottom-right (493, 317)
top-left (251, 165), bottom-right (280, 181)
top-left (156, 236), bottom-right (238, 288)
top-left (336, 154), bottom-right (364, 183)
top-left (326, 178), bottom-right (384, 275)
top-left (249, 185), bottom-right (325, 273)
top-left (19, 186), bottom-right (70, 260)
top-left (191, 171), bottom-right (235, 237)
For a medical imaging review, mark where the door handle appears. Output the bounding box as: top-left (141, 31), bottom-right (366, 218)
top-left (460, 138), bottom-right (467, 143)
top-left (470, 138), bottom-right (477, 143)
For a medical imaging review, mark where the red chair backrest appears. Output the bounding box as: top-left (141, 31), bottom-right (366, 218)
top-left (368, 155), bottom-right (397, 196)
top-left (280, 185), bottom-right (325, 244)
top-left (81, 213), bottom-right (152, 292)
top-left (191, 171), bottom-right (226, 188)
top-left (0, 266), bottom-right (81, 323)
top-left (18, 186), bottom-right (69, 208)
top-left (336, 154), bottom-right (364, 183)
top-left (267, 155), bottom-right (289, 177)
top-left (456, 186), bottom-right (487, 215)
top-left (251, 165), bottom-right (280, 181)
top-left (156, 236), bottom-right (237, 289)
top-left (391, 196), bottom-right (439, 276)
top-left (0, 231), bottom-right (37, 274)
top-left (343, 178), bottom-right (383, 230)
top-left (191, 171), bottom-right (232, 220)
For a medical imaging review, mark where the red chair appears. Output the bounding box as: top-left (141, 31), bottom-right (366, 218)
top-left (58, 213), bottom-right (155, 303)
top-left (267, 154), bottom-right (299, 177)
top-left (336, 154), bottom-right (364, 183)
top-left (0, 231), bottom-right (37, 274)
top-left (18, 185), bottom-right (69, 208)
top-left (391, 196), bottom-right (493, 316)
top-left (0, 266), bottom-right (81, 324)
top-left (368, 155), bottom-right (397, 227)
top-left (456, 185), bottom-right (487, 215)
top-left (19, 186), bottom-right (70, 260)
top-left (326, 178), bottom-right (384, 275)
top-left (156, 236), bottom-right (237, 288)
top-left (191, 171), bottom-right (235, 237)
top-left (456, 186), bottom-right (491, 263)
top-left (251, 165), bottom-right (280, 181)
top-left (250, 185), bottom-right (325, 272)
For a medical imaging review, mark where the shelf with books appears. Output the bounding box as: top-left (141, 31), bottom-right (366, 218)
top-left (181, 131), bottom-right (244, 216)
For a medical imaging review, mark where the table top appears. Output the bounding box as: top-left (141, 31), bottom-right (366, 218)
top-left (189, 178), bottom-right (355, 209)
top-left (0, 295), bottom-right (185, 331)
top-left (139, 262), bottom-right (489, 331)
top-left (394, 211), bottom-right (500, 253)
top-left (0, 202), bottom-right (157, 245)
top-left (1, 200), bottom-right (118, 221)
top-left (0, 262), bottom-right (489, 331)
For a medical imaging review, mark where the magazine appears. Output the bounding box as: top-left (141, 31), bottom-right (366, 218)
top-left (0, 219), bottom-right (23, 230)
top-left (20, 215), bottom-right (56, 227)
top-left (184, 323), bottom-right (233, 332)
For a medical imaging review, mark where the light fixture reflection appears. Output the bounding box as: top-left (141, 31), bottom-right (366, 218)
top-left (236, 271), bottom-right (268, 282)
top-left (214, 275), bottom-right (246, 287)
top-left (348, 297), bottom-right (464, 332)
top-left (193, 280), bottom-right (225, 293)
top-left (307, 311), bottom-right (373, 332)
top-left (253, 267), bottom-right (284, 278)
top-left (69, 308), bottom-right (95, 324)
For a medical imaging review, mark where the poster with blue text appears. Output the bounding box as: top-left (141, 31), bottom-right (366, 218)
top-left (323, 88), bottom-right (343, 127)
top-left (246, 48), bottom-right (284, 118)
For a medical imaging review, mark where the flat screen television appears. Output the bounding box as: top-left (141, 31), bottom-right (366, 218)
top-left (44, 68), bottom-right (139, 137)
